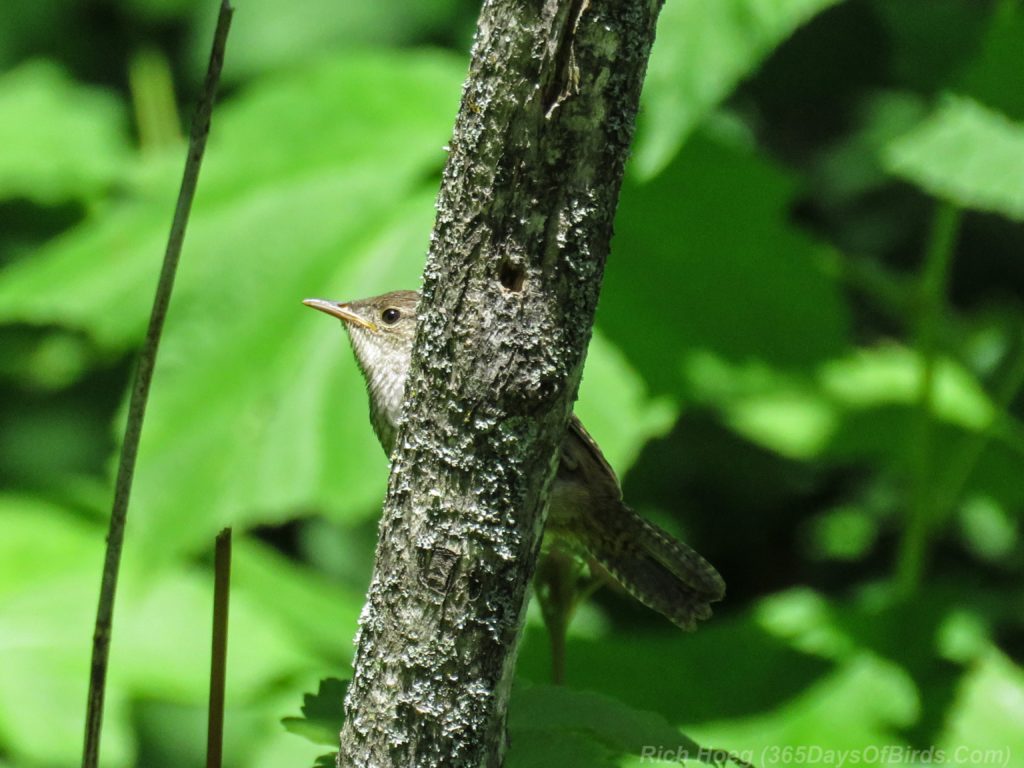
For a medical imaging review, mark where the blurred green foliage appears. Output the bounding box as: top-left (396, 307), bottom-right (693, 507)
top-left (0, 0), bottom-right (1022, 766)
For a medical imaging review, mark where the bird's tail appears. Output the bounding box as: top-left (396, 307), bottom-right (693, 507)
top-left (577, 502), bottom-right (725, 630)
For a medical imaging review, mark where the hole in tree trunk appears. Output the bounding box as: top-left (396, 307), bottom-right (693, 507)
top-left (499, 261), bottom-right (525, 292)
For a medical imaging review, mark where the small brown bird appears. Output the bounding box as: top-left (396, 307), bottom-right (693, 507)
top-left (304, 290), bottom-right (725, 632)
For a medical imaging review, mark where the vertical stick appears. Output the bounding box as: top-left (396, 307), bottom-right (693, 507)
top-left (337, 0), bottom-right (669, 762)
top-left (896, 202), bottom-right (960, 597)
top-left (207, 528), bottom-right (233, 768)
top-left (81, 4), bottom-right (233, 767)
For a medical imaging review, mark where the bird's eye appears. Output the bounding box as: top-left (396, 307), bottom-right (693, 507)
top-left (381, 308), bottom-right (401, 325)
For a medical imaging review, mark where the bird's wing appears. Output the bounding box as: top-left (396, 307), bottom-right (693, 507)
top-left (561, 414), bottom-right (622, 499)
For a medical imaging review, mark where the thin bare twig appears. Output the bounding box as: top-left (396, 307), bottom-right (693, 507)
top-left (81, 4), bottom-right (234, 766)
top-left (207, 528), bottom-right (233, 768)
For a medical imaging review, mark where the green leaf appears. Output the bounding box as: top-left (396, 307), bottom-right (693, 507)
top-left (0, 61), bottom-right (130, 204)
top-left (575, 330), bottom-right (677, 477)
top-left (939, 650), bottom-right (1024, 760)
top-left (509, 684), bottom-right (709, 767)
top-left (680, 345), bottom-right (1002, 461)
top-left (0, 52), bottom-right (463, 343)
top-left (958, 495), bottom-right (1018, 562)
top-left (119, 0), bottom-right (201, 22)
top-left (635, 0), bottom-right (842, 178)
top-left (803, 505), bottom-right (879, 562)
top-left (0, 326), bottom-right (97, 390)
top-left (282, 677), bottom-right (349, 747)
top-left (506, 730), bottom-right (613, 768)
top-left (282, 679), bottom-right (715, 766)
top-left (0, 52), bottom-right (466, 560)
top-left (232, 539), bottom-right (363, 660)
top-left (820, 346), bottom-right (996, 429)
top-left (0, 495), bottom-right (332, 766)
top-left (110, 552), bottom-right (322, 706)
top-left (653, 656), bottom-right (919, 768)
top-left (683, 352), bottom-right (837, 459)
top-left (515, 617), bottom-right (835, 730)
top-left (187, 0), bottom-right (466, 82)
top-left (956, 0), bottom-right (1024, 122)
top-left (601, 132), bottom-right (850, 400)
top-left (0, 495), bottom-right (133, 767)
top-left (755, 587), bottom-right (856, 660)
top-left (134, 686), bottom-right (344, 768)
top-left (0, 52), bottom-right (464, 347)
top-left (884, 95), bottom-right (1024, 220)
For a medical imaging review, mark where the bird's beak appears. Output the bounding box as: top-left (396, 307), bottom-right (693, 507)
top-left (302, 298), bottom-right (378, 331)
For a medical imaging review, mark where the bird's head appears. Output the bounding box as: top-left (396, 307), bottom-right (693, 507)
top-left (303, 290), bottom-right (420, 387)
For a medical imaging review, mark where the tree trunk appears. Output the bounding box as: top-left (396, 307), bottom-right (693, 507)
top-left (337, 0), bottom-right (666, 765)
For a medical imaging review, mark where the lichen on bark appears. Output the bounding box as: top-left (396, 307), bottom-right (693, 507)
top-left (337, 0), bottom-right (666, 765)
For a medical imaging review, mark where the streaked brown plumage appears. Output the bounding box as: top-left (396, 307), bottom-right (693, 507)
top-left (303, 290), bottom-right (725, 630)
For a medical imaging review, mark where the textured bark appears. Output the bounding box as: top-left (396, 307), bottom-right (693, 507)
top-left (338, 0), bottom-right (665, 766)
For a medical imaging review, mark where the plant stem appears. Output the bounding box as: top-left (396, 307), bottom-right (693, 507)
top-left (81, 5), bottom-right (233, 767)
top-left (535, 549), bottom-right (579, 685)
top-left (128, 48), bottom-right (182, 152)
top-left (896, 202), bottom-right (960, 598)
top-left (207, 528), bottom-right (232, 768)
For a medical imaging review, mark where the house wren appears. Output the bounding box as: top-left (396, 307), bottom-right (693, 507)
top-left (303, 290), bottom-right (725, 630)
